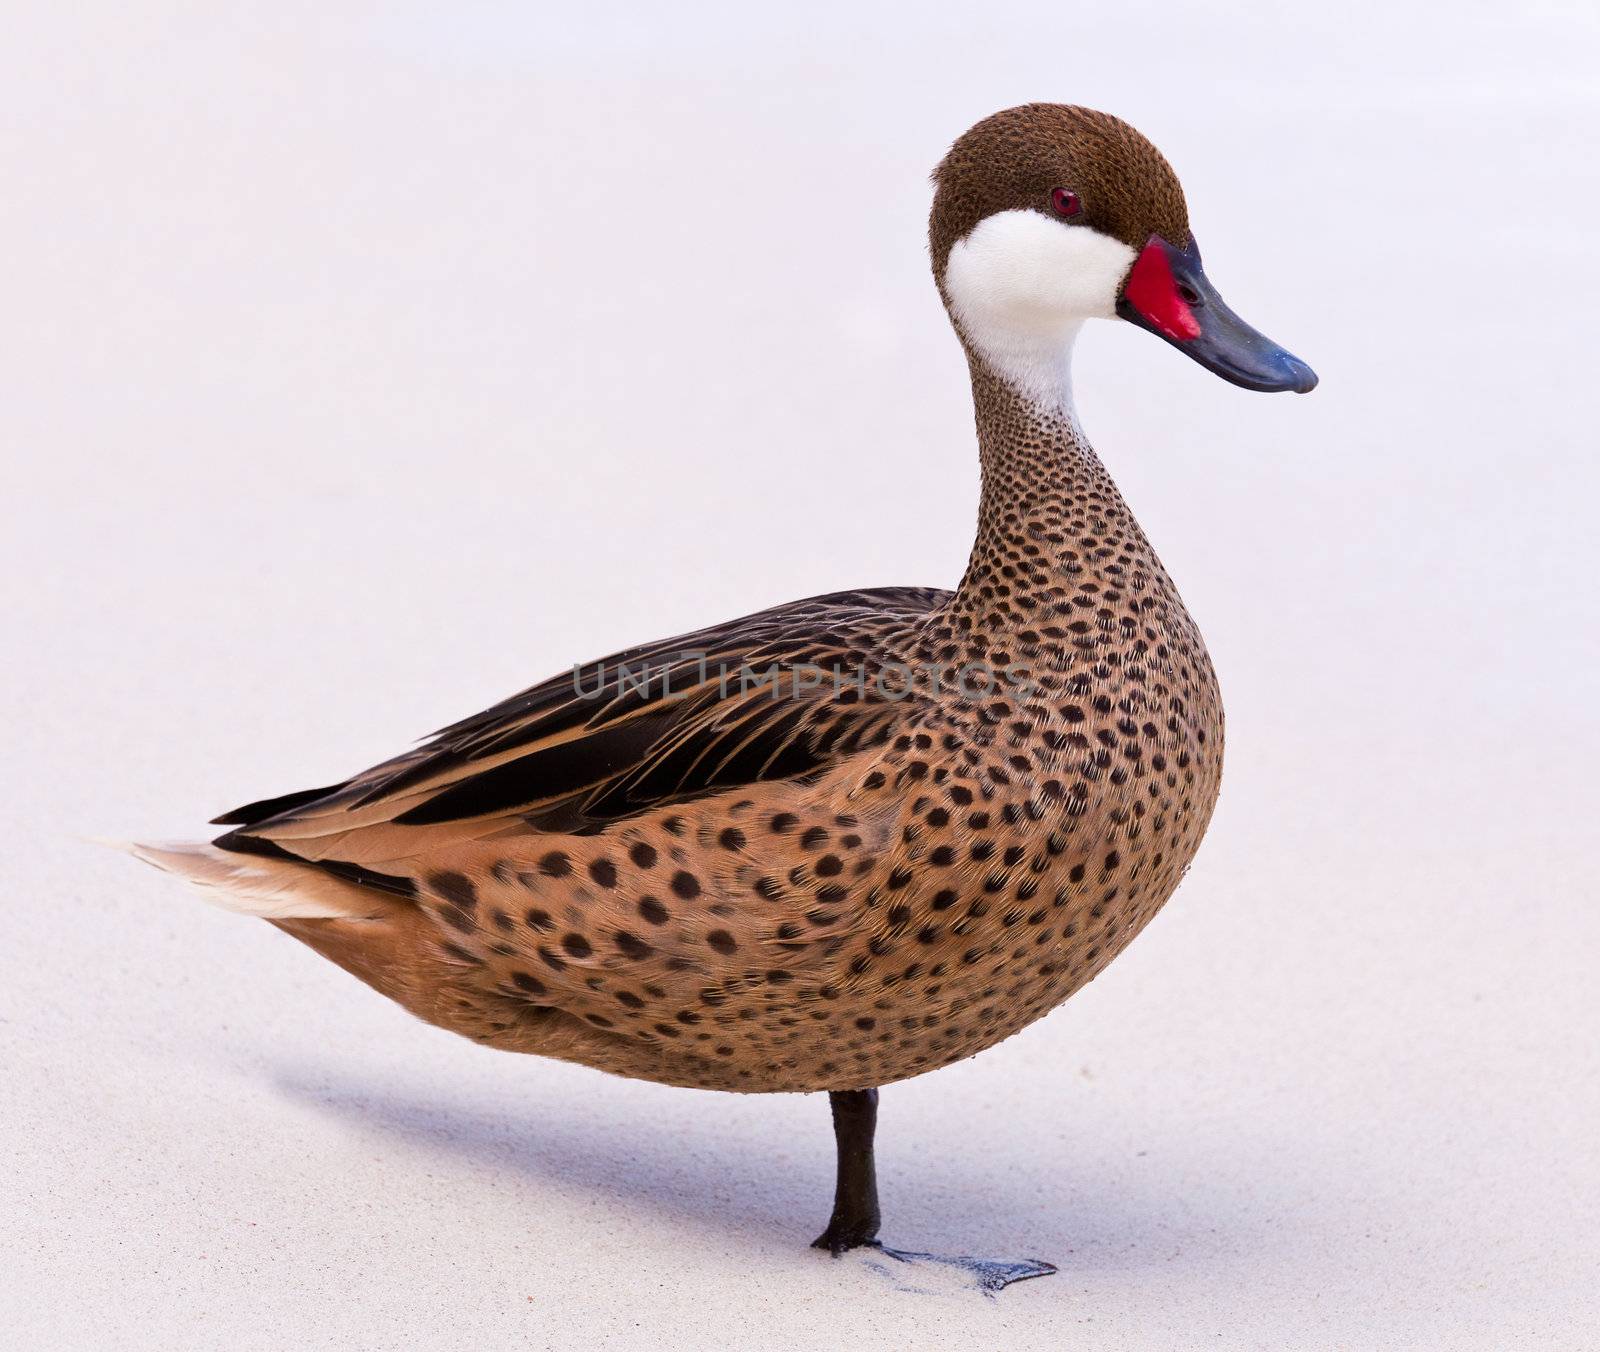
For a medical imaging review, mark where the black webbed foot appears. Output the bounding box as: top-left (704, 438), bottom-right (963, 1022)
top-left (810, 1088), bottom-right (1054, 1293)
top-left (864, 1245), bottom-right (1057, 1294)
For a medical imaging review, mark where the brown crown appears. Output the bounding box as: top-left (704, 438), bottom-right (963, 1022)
top-left (929, 104), bottom-right (1190, 280)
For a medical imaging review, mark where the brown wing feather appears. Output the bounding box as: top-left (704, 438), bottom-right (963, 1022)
top-left (213, 587), bottom-right (945, 876)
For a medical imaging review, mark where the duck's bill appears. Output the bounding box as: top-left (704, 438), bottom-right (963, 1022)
top-left (1116, 235), bottom-right (1317, 394)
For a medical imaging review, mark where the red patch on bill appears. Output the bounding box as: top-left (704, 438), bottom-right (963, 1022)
top-left (1124, 239), bottom-right (1201, 341)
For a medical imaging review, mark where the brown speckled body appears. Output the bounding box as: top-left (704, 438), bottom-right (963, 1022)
top-left (202, 105), bottom-right (1225, 1095)
top-left (269, 364), bottom-right (1222, 1093)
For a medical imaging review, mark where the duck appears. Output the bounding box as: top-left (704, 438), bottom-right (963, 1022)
top-left (125, 103), bottom-right (1316, 1290)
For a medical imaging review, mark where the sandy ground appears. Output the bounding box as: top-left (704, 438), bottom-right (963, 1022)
top-left (4, 3), bottom-right (1599, 1348)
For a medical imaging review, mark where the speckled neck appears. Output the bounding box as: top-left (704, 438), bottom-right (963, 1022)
top-left (943, 353), bottom-right (1161, 642)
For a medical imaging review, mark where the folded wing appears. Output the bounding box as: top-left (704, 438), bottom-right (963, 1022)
top-left (211, 588), bottom-right (946, 881)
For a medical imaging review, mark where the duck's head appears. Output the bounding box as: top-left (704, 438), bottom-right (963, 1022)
top-left (932, 104), bottom-right (1317, 403)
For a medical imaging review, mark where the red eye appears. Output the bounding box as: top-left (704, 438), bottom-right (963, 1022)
top-left (1051, 188), bottom-right (1082, 218)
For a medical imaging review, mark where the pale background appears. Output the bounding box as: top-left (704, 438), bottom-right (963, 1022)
top-left (4, 2), bottom-right (1598, 1348)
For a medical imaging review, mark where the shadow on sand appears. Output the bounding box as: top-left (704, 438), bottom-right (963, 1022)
top-left (266, 1060), bottom-right (1288, 1293)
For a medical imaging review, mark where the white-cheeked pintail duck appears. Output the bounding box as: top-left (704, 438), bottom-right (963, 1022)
top-left (128, 103), bottom-right (1316, 1290)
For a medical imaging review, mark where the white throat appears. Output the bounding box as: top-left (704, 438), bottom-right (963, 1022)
top-left (942, 209), bottom-right (1136, 419)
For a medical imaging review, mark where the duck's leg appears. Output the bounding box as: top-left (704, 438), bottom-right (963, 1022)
top-left (809, 1088), bottom-right (1057, 1293)
top-left (812, 1088), bottom-right (882, 1254)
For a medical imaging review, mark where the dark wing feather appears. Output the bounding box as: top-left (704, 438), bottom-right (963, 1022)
top-left (214, 587), bottom-right (945, 865)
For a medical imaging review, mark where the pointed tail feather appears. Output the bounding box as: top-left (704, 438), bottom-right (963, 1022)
top-left (115, 839), bottom-right (388, 921)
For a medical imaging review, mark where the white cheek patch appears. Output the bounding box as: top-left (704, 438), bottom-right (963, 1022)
top-left (944, 209), bottom-right (1136, 409)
